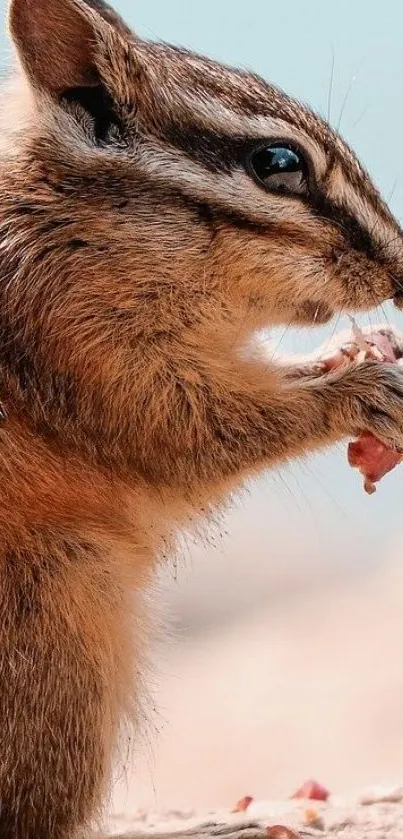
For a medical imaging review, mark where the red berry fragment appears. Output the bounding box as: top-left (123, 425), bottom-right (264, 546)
top-left (291, 779), bottom-right (330, 801)
top-left (231, 795), bottom-right (253, 813)
top-left (319, 323), bottom-right (403, 493)
top-left (267, 827), bottom-right (300, 838)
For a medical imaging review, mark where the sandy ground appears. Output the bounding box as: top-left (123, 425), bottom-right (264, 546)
top-left (106, 789), bottom-right (403, 837)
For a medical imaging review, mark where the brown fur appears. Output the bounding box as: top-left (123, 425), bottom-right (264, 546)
top-left (0, 0), bottom-right (403, 836)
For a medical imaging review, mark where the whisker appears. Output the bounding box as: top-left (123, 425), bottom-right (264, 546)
top-left (272, 469), bottom-right (306, 516)
top-left (382, 232), bottom-right (403, 250)
top-left (298, 459), bottom-right (348, 518)
top-left (336, 74), bottom-right (357, 132)
top-left (387, 176), bottom-right (400, 205)
top-left (285, 465), bottom-right (317, 520)
top-left (313, 303), bottom-right (321, 324)
top-left (367, 307), bottom-right (373, 337)
top-left (268, 322), bottom-right (292, 361)
top-left (322, 312), bottom-right (342, 355)
top-left (327, 47), bottom-right (336, 124)
top-left (351, 105), bottom-right (369, 130)
top-left (379, 302), bottom-right (390, 326)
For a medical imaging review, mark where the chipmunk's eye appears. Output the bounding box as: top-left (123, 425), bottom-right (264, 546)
top-left (247, 143), bottom-right (308, 196)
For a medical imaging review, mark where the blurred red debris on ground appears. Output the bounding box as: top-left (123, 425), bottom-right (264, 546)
top-left (291, 779), bottom-right (330, 801)
top-left (231, 795), bottom-right (253, 813)
top-left (267, 827), bottom-right (300, 838)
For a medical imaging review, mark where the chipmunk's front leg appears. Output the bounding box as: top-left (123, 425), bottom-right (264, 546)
top-left (148, 358), bottom-right (403, 490)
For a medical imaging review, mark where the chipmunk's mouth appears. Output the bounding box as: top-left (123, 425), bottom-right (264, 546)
top-left (294, 300), bottom-right (334, 325)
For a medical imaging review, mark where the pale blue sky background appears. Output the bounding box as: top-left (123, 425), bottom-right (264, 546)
top-left (1, 1), bottom-right (403, 602)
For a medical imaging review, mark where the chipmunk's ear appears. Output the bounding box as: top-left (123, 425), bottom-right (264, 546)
top-left (79, 0), bottom-right (134, 40)
top-left (8, 0), bottom-right (134, 97)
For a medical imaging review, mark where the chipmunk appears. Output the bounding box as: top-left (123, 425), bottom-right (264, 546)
top-left (1, 0), bottom-right (403, 836)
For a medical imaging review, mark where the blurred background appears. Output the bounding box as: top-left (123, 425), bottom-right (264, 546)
top-left (3, 0), bottom-right (403, 820)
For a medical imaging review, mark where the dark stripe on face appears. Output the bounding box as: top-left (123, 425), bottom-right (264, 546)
top-left (325, 147), bottom-right (399, 233)
top-left (161, 122), bottom-right (384, 258)
top-left (163, 125), bottom-right (385, 258)
top-left (310, 190), bottom-right (381, 260)
top-left (176, 191), bottom-right (270, 233)
top-left (162, 120), bottom-right (255, 173)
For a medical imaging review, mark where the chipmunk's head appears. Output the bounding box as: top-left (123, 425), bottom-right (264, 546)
top-left (2, 0), bottom-right (403, 433)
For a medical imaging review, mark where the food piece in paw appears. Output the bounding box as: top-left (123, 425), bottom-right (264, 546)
top-left (348, 433), bottom-right (402, 495)
top-left (348, 323), bottom-right (402, 493)
top-left (321, 327), bottom-right (396, 371)
top-left (349, 321), bottom-right (397, 363)
top-left (322, 322), bottom-right (403, 494)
